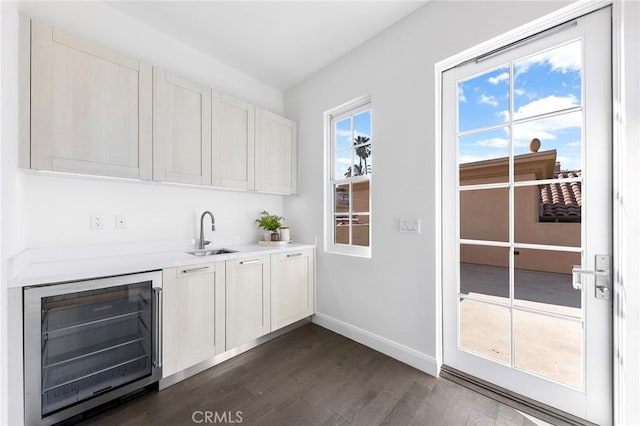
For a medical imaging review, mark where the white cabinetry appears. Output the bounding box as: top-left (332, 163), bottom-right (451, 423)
top-left (254, 108), bottom-right (298, 194)
top-left (225, 255), bottom-right (271, 349)
top-left (162, 262), bottom-right (225, 378)
top-left (153, 68), bottom-right (212, 185)
top-left (29, 20), bottom-right (152, 179)
top-left (212, 94), bottom-right (255, 190)
top-left (271, 249), bottom-right (315, 330)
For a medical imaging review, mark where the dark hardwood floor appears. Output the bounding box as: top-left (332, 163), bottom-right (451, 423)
top-left (80, 324), bottom-right (542, 426)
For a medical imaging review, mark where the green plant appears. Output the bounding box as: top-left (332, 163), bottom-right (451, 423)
top-left (255, 210), bottom-right (284, 231)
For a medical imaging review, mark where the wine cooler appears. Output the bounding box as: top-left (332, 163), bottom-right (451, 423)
top-left (24, 271), bottom-right (162, 425)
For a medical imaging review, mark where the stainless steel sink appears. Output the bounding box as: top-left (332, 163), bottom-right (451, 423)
top-left (186, 248), bottom-right (236, 257)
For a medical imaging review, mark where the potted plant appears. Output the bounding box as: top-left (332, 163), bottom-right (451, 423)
top-left (255, 210), bottom-right (284, 241)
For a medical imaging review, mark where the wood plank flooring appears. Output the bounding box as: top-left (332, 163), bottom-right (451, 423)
top-left (78, 324), bottom-right (543, 426)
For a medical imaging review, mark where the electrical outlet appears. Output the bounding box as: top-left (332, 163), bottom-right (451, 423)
top-left (91, 215), bottom-right (105, 230)
top-left (115, 215), bottom-right (127, 229)
top-left (400, 217), bottom-right (421, 234)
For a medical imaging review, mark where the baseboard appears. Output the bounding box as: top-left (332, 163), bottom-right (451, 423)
top-left (312, 313), bottom-right (438, 377)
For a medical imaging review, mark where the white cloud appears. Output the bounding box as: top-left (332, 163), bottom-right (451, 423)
top-left (513, 110), bottom-right (581, 148)
top-left (479, 94), bottom-right (498, 107)
top-left (487, 72), bottom-right (509, 85)
top-left (556, 155), bottom-right (581, 171)
top-left (459, 86), bottom-right (467, 103)
top-left (515, 41), bottom-right (581, 76)
top-left (514, 88), bottom-right (526, 96)
top-left (476, 137), bottom-right (509, 148)
top-left (566, 141), bottom-right (582, 148)
top-left (496, 110), bottom-right (509, 122)
top-left (513, 94), bottom-right (579, 119)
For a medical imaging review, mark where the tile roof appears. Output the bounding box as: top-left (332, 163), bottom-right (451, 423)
top-left (539, 170), bottom-right (581, 222)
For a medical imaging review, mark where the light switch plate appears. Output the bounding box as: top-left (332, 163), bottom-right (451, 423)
top-left (91, 215), bottom-right (104, 230)
top-left (400, 217), bottom-right (421, 234)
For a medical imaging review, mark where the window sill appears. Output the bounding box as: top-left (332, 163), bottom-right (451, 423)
top-left (324, 244), bottom-right (371, 259)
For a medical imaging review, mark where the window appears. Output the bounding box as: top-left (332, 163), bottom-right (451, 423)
top-left (325, 96), bottom-right (372, 257)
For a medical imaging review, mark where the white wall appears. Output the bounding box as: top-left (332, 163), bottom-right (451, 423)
top-left (20, 173), bottom-right (283, 250)
top-left (285, 0), bottom-right (571, 372)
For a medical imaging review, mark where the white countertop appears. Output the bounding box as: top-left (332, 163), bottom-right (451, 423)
top-left (9, 242), bottom-right (315, 288)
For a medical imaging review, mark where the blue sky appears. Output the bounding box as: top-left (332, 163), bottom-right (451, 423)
top-left (334, 110), bottom-right (371, 178)
top-left (458, 41), bottom-right (582, 171)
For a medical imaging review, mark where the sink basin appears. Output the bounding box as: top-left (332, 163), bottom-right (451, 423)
top-left (186, 248), bottom-right (237, 257)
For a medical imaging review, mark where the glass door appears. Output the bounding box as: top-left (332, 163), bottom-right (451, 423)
top-left (40, 282), bottom-right (153, 415)
top-left (442, 7), bottom-right (612, 424)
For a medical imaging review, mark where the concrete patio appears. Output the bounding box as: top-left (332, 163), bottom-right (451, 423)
top-left (458, 263), bottom-right (582, 387)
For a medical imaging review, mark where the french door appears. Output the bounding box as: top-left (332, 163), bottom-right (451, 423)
top-left (442, 7), bottom-right (612, 424)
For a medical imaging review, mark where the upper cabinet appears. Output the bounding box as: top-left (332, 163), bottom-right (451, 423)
top-left (23, 18), bottom-right (298, 194)
top-left (254, 108), bottom-right (298, 194)
top-left (153, 68), bottom-right (212, 186)
top-left (212, 94), bottom-right (255, 190)
top-left (29, 20), bottom-right (152, 180)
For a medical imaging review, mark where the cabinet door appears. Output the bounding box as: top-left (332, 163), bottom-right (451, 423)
top-left (162, 262), bottom-right (225, 377)
top-left (254, 108), bottom-right (298, 194)
top-left (212, 94), bottom-right (255, 190)
top-left (30, 20), bottom-right (152, 179)
top-left (271, 249), bottom-right (315, 330)
top-left (153, 68), bottom-right (212, 185)
top-left (226, 256), bottom-right (270, 349)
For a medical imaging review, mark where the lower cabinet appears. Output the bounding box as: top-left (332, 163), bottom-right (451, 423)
top-left (225, 255), bottom-right (271, 350)
top-left (161, 249), bottom-right (315, 381)
top-left (162, 262), bottom-right (225, 378)
top-left (271, 249), bottom-right (315, 330)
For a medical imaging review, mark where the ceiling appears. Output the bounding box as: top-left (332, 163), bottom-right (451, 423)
top-left (107, 1), bottom-right (427, 91)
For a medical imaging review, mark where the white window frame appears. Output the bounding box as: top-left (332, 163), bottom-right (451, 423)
top-left (324, 95), bottom-right (372, 258)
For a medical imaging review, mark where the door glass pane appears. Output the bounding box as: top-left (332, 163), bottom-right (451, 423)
top-left (41, 282), bottom-right (153, 415)
top-left (513, 40), bottom-right (582, 120)
top-left (515, 185), bottom-right (581, 246)
top-left (352, 181), bottom-right (369, 213)
top-left (352, 214), bottom-right (369, 247)
top-left (334, 184), bottom-right (350, 213)
top-left (335, 117), bottom-right (352, 150)
top-left (460, 188), bottom-right (509, 242)
top-left (513, 111), bottom-right (582, 178)
top-left (459, 127), bottom-right (510, 184)
top-left (514, 309), bottom-right (582, 388)
top-left (514, 248), bottom-right (581, 317)
top-left (460, 245), bottom-right (509, 301)
top-left (458, 66), bottom-right (510, 133)
top-left (460, 299), bottom-right (510, 364)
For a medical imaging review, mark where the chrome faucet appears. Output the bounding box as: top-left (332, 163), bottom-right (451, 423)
top-left (198, 211), bottom-right (216, 250)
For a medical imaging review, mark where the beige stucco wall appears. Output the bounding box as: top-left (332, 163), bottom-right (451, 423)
top-left (460, 170), bottom-right (581, 274)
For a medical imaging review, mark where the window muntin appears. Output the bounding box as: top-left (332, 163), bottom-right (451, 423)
top-left (326, 98), bottom-right (372, 256)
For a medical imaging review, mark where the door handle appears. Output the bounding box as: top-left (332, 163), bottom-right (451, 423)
top-left (571, 254), bottom-right (611, 300)
top-left (153, 287), bottom-right (162, 368)
top-left (240, 259), bottom-right (260, 265)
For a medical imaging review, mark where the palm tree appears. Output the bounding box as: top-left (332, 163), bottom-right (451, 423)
top-left (344, 164), bottom-right (364, 177)
top-left (353, 136), bottom-right (371, 175)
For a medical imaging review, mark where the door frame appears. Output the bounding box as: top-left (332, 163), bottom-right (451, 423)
top-left (434, 0), bottom-right (624, 422)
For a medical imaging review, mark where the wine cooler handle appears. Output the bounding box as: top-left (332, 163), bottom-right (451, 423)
top-left (153, 287), bottom-right (163, 368)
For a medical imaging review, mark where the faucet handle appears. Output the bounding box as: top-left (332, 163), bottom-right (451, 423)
top-left (203, 240), bottom-right (211, 247)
